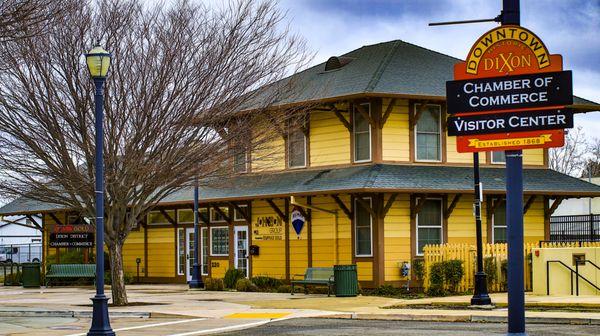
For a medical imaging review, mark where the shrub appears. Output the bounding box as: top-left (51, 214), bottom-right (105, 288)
top-left (483, 257), bottom-right (498, 289)
top-left (371, 284), bottom-right (403, 297)
top-left (235, 278), bottom-right (258, 292)
top-left (204, 277), bottom-right (224, 291)
top-left (500, 259), bottom-right (509, 288)
top-left (104, 272), bottom-right (134, 286)
top-left (251, 276), bottom-right (282, 291)
top-left (412, 259), bottom-right (425, 281)
top-left (277, 285), bottom-right (301, 293)
top-left (46, 249), bottom-right (86, 264)
top-left (223, 269), bottom-right (246, 289)
top-left (426, 260), bottom-right (464, 296)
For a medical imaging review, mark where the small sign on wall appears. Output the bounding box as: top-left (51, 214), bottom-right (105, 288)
top-left (291, 206), bottom-right (305, 238)
top-left (49, 224), bottom-right (94, 248)
top-left (253, 216), bottom-right (284, 240)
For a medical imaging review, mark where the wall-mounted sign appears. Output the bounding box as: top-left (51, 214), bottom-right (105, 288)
top-left (252, 216), bottom-right (283, 241)
top-left (446, 25), bottom-right (573, 153)
top-left (291, 206), bottom-right (305, 238)
top-left (49, 224), bottom-right (94, 248)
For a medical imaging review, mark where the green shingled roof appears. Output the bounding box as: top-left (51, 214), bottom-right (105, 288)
top-left (255, 40), bottom-right (598, 110)
top-left (2, 164), bottom-right (599, 215)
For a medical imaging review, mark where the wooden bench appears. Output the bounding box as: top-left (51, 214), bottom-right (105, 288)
top-left (291, 267), bottom-right (335, 296)
top-left (45, 264), bottom-right (96, 286)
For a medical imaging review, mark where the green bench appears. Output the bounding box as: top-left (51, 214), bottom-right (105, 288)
top-left (291, 267), bottom-right (335, 296)
top-left (45, 264), bottom-right (96, 286)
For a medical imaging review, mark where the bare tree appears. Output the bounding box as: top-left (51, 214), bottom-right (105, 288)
top-left (549, 126), bottom-right (590, 176)
top-left (0, 0), bottom-right (67, 43)
top-left (581, 138), bottom-right (600, 178)
top-left (0, 0), bottom-right (309, 305)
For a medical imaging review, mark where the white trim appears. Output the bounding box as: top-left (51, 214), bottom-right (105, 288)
top-left (234, 225), bottom-right (249, 278)
top-left (233, 204), bottom-right (248, 222)
top-left (287, 128), bottom-right (307, 169)
top-left (415, 197), bottom-right (443, 256)
top-left (491, 151), bottom-right (507, 165)
top-left (353, 103), bottom-right (372, 163)
top-left (210, 226), bottom-right (229, 256)
top-left (414, 103), bottom-right (442, 163)
top-left (177, 228), bottom-right (185, 276)
top-left (354, 197), bottom-right (373, 257)
top-left (201, 227), bottom-right (208, 275)
top-left (177, 209), bottom-right (194, 224)
top-left (209, 207), bottom-right (228, 223)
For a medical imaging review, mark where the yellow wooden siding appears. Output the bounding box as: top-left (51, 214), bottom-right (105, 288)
top-left (382, 99), bottom-right (410, 162)
top-left (122, 228), bottom-right (145, 275)
top-left (383, 194), bottom-right (411, 282)
top-left (146, 227), bottom-right (175, 277)
top-left (524, 198), bottom-right (545, 243)
top-left (251, 132), bottom-right (285, 172)
top-left (250, 199), bottom-right (286, 278)
top-left (447, 195), bottom-right (488, 244)
top-left (523, 148), bottom-right (544, 166)
top-left (356, 261), bottom-right (373, 281)
top-left (289, 197), bottom-right (309, 279)
top-left (310, 109), bottom-right (350, 166)
top-left (446, 135), bottom-right (473, 164)
top-left (210, 259), bottom-right (229, 279)
top-left (311, 195), bottom-right (352, 267)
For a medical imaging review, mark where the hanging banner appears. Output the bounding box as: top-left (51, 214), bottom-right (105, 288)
top-left (446, 25), bottom-right (573, 152)
top-left (291, 206), bottom-right (306, 238)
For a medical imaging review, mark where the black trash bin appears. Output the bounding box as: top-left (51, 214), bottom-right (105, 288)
top-left (21, 262), bottom-right (41, 288)
top-left (334, 264), bottom-right (358, 297)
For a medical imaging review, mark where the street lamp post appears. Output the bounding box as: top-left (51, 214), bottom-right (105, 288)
top-left (85, 44), bottom-right (115, 336)
top-left (189, 177), bottom-right (204, 288)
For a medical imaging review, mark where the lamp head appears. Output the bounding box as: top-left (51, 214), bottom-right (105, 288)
top-left (85, 44), bottom-right (111, 78)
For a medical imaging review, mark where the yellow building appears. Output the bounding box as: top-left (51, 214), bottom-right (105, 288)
top-left (1, 40), bottom-right (599, 287)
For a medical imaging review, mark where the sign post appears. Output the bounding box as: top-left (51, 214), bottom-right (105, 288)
top-left (445, 0), bottom-right (573, 334)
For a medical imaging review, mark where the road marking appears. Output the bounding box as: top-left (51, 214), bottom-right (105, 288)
top-left (65, 317), bottom-right (207, 336)
top-left (166, 318), bottom-right (286, 336)
top-left (224, 312), bottom-right (290, 319)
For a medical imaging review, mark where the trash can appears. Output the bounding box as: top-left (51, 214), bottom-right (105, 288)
top-left (21, 262), bottom-right (41, 288)
top-left (334, 264), bottom-right (358, 297)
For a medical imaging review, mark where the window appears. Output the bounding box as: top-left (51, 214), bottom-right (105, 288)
top-left (234, 205), bottom-right (248, 221)
top-left (415, 104), bottom-right (442, 162)
top-left (233, 149), bottom-right (248, 173)
top-left (177, 209), bottom-right (194, 224)
top-left (491, 151), bottom-right (506, 164)
top-left (288, 128), bottom-right (307, 168)
top-left (177, 228), bottom-right (185, 275)
top-left (211, 227), bottom-right (229, 256)
top-left (354, 197), bottom-right (373, 257)
top-left (201, 227), bottom-right (209, 275)
top-left (147, 210), bottom-right (175, 225)
top-left (416, 199), bottom-right (443, 255)
top-left (210, 207), bottom-right (229, 223)
top-left (493, 201), bottom-right (507, 243)
top-left (353, 103), bottom-right (371, 162)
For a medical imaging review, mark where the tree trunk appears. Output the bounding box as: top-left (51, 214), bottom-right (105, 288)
top-left (108, 241), bottom-right (128, 306)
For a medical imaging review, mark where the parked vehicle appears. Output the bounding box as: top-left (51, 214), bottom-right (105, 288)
top-left (0, 244), bottom-right (42, 263)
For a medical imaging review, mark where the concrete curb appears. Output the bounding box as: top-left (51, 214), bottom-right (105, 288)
top-left (0, 310), bottom-right (150, 318)
top-left (320, 313), bottom-right (600, 325)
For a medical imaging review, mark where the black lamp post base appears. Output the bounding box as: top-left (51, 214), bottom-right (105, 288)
top-left (471, 272), bottom-right (492, 306)
top-left (87, 295), bottom-right (115, 336)
top-left (189, 264), bottom-right (204, 289)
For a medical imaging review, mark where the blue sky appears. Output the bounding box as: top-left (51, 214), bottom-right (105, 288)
top-left (278, 0), bottom-right (600, 137)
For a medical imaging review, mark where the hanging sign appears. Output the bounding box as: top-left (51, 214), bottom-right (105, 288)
top-left (446, 25), bottom-right (573, 152)
top-left (49, 224), bottom-right (94, 248)
top-left (291, 206), bottom-right (306, 238)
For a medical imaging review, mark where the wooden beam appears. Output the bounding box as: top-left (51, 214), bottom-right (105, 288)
top-left (291, 203), bottom-right (310, 221)
top-left (331, 194), bottom-right (352, 220)
top-left (49, 213), bottom-right (63, 225)
top-left (199, 210), bottom-right (209, 225)
top-left (25, 215), bottom-right (43, 231)
top-left (330, 104), bottom-right (352, 131)
top-left (354, 195), bottom-right (376, 219)
top-left (354, 103), bottom-right (375, 126)
top-left (523, 195), bottom-right (537, 214)
top-left (228, 202), bottom-right (250, 222)
top-left (159, 209), bottom-right (176, 225)
top-left (380, 98), bottom-right (397, 128)
top-left (212, 205), bottom-right (231, 223)
top-left (382, 193), bottom-right (398, 217)
top-left (545, 197), bottom-right (564, 217)
top-left (444, 194), bottom-right (462, 219)
top-left (266, 199), bottom-right (287, 222)
top-left (412, 100), bottom-right (431, 127)
top-left (411, 194), bottom-right (428, 219)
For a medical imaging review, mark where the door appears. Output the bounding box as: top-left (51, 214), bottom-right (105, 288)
top-left (234, 226), bottom-right (249, 278)
top-left (185, 228), bottom-right (195, 282)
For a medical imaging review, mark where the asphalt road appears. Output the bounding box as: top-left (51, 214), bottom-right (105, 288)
top-left (220, 318), bottom-right (600, 336)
